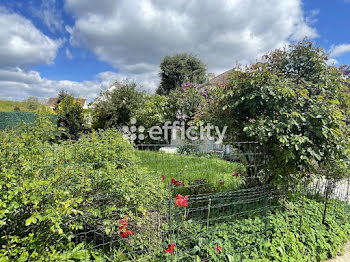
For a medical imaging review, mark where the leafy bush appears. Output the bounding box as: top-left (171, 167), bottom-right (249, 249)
top-left (168, 82), bottom-right (213, 125)
top-left (200, 41), bottom-right (350, 183)
top-left (92, 81), bottom-right (144, 129)
top-left (0, 117), bottom-right (165, 260)
top-left (23, 96), bottom-right (40, 111)
top-left (133, 94), bottom-right (169, 144)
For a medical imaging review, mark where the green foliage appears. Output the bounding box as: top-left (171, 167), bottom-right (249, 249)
top-left (92, 81), bottom-right (144, 129)
top-left (201, 41), bottom-right (350, 183)
top-left (57, 95), bottom-right (86, 140)
top-left (157, 53), bottom-right (207, 95)
top-left (54, 89), bottom-right (69, 111)
top-left (23, 96), bottom-right (40, 111)
top-left (0, 100), bottom-right (53, 113)
top-left (172, 196), bottom-right (350, 262)
top-left (0, 118), bottom-right (165, 260)
top-left (167, 83), bottom-right (211, 125)
top-left (133, 94), bottom-right (169, 143)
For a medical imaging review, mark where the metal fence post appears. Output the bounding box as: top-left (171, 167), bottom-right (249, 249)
top-left (322, 179), bottom-right (330, 225)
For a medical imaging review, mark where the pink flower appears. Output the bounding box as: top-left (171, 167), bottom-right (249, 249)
top-left (161, 175), bottom-right (166, 181)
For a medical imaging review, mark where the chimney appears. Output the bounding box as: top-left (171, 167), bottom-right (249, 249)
top-left (208, 73), bottom-right (215, 82)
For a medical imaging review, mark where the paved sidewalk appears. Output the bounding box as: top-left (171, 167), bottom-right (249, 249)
top-left (325, 243), bottom-right (350, 262)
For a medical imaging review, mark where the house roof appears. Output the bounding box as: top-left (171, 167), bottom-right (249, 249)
top-left (46, 97), bottom-right (58, 107)
top-left (199, 69), bottom-right (233, 88)
top-left (79, 98), bottom-right (86, 106)
top-left (46, 97), bottom-right (86, 107)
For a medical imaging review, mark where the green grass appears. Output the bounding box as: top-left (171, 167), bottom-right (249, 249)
top-left (136, 150), bottom-right (245, 194)
top-left (0, 100), bottom-right (53, 113)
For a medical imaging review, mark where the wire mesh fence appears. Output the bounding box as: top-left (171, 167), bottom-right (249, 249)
top-left (1, 139), bottom-right (350, 261)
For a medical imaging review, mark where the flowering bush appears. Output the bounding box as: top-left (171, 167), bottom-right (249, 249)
top-left (167, 82), bottom-right (213, 125)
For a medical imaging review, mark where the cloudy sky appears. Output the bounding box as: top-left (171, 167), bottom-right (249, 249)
top-left (0, 0), bottom-right (349, 101)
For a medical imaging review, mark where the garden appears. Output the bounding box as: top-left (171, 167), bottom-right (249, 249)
top-left (0, 41), bottom-right (350, 261)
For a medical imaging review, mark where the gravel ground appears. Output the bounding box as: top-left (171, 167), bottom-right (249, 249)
top-left (325, 243), bottom-right (350, 262)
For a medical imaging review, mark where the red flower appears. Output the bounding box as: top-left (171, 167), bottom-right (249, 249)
top-left (219, 180), bottom-right (224, 185)
top-left (119, 223), bottom-right (127, 230)
top-left (165, 243), bottom-right (175, 254)
top-left (119, 217), bottom-right (132, 238)
top-left (232, 170), bottom-right (239, 177)
top-left (119, 217), bottom-right (129, 224)
top-left (171, 178), bottom-right (184, 186)
top-left (175, 194), bottom-right (188, 207)
top-left (161, 175), bottom-right (166, 181)
top-left (120, 229), bottom-right (133, 238)
top-left (213, 149), bottom-right (217, 153)
top-left (210, 188), bottom-right (215, 193)
top-left (213, 246), bottom-right (222, 254)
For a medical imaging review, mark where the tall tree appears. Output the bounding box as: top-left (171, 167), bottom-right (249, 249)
top-left (157, 53), bottom-right (206, 95)
top-left (54, 90), bottom-right (68, 111)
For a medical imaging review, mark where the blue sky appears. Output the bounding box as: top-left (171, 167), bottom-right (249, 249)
top-left (0, 0), bottom-right (349, 100)
top-left (304, 0), bottom-right (350, 64)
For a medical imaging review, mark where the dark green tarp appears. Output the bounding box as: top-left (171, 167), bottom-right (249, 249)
top-left (0, 112), bottom-right (57, 131)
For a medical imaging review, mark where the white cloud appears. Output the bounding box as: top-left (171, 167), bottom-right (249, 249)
top-left (0, 68), bottom-right (152, 101)
top-left (65, 48), bottom-right (73, 59)
top-left (330, 43), bottom-right (350, 57)
top-left (64, 0), bottom-right (318, 90)
top-left (326, 58), bottom-right (338, 65)
top-left (30, 0), bottom-right (64, 33)
top-left (0, 9), bottom-right (63, 68)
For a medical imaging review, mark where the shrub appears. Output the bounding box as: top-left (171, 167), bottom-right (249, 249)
top-left (57, 95), bottom-right (86, 140)
top-left (23, 96), bottom-right (40, 111)
top-left (200, 41), bottom-right (350, 183)
top-left (0, 119), bottom-right (165, 260)
top-left (168, 82), bottom-right (213, 125)
top-left (92, 81), bottom-right (144, 129)
top-left (133, 94), bottom-right (169, 143)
